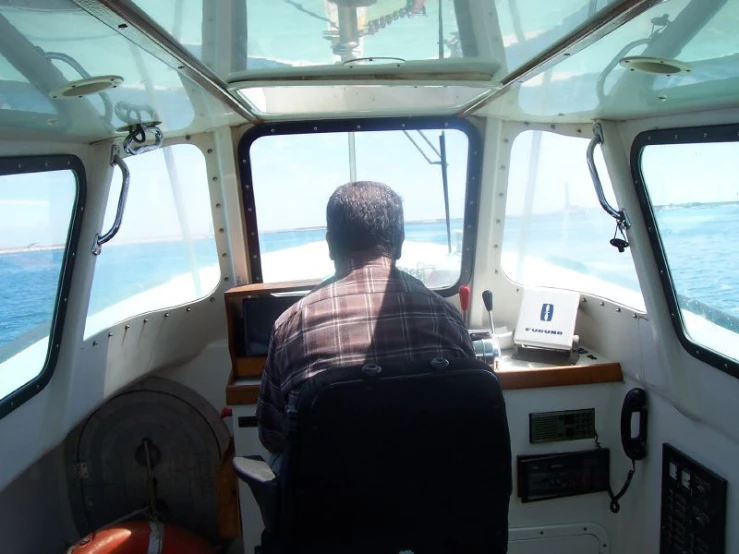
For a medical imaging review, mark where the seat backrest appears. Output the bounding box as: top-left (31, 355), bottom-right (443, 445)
top-left (278, 357), bottom-right (511, 554)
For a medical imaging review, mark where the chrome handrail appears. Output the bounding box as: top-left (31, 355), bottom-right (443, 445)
top-left (92, 153), bottom-right (130, 256)
top-left (587, 123), bottom-right (631, 230)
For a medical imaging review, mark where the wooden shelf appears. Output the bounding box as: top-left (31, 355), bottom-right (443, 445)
top-left (224, 281), bottom-right (316, 379)
top-left (235, 357), bottom-right (265, 378)
top-left (225, 356), bottom-right (623, 405)
top-left (495, 361), bottom-right (622, 390)
top-left (224, 280), bottom-right (318, 298)
top-left (226, 372), bottom-right (260, 405)
top-left (224, 282), bottom-right (623, 405)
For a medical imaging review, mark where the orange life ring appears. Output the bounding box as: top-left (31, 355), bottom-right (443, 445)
top-left (68, 520), bottom-right (216, 554)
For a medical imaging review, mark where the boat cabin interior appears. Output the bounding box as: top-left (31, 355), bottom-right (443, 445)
top-left (1, 0), bottom-right (738, 552)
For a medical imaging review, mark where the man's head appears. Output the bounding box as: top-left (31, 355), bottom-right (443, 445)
top-left (326, 181), bottom-right (405, 262)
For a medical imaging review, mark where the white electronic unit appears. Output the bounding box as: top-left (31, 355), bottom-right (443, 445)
top-left (514, 287), bottom-right (580, 351)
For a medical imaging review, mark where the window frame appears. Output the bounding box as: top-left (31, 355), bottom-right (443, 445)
top-left (0, 154), bottom-right (86, 419)
top-left (237, 117), bottom-right (483, 296)
top-left (499, 124), bottom-right (645, 311)
top-left (83, 141), bottom-right (221, 339)
top-left (631, 123), bottom-right (739, 379)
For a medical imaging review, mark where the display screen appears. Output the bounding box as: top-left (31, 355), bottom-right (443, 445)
top-left (242, 295), bottom-right (301, 356)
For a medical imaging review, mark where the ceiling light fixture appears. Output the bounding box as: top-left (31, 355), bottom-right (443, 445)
top-left (618, 56), bottom-right (690, 76)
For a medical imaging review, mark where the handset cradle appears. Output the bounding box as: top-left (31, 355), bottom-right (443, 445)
top-left (602, 387), bottom-right (648, 513)
top-left (621, 387), bottom-right (648, 461)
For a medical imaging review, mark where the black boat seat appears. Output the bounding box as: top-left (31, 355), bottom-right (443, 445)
top-left (234, 357), bottom-right (512, 554)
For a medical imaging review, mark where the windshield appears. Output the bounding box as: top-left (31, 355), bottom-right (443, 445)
top-left (243, 123), bottom-right (476, 290)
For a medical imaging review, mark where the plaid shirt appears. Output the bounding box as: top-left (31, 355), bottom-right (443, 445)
top-left (256, 255), bottom-right (475, 453)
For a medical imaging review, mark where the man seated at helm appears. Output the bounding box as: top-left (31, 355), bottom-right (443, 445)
top-left (256, 181), bottom-right (475, 459)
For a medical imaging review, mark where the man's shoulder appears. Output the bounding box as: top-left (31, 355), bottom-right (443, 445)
top-left (272, 280), bottom-right (334, 332)
top-left (396, 270), bottom-right (457, 305)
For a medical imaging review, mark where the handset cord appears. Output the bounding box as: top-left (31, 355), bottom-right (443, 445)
top-left (594, 430), bottom-right (637, 514)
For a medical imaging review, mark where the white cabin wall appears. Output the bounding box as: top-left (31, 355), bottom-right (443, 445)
top-left (0, 445), bottom-right (76, 553)
top-left (600, 112), bottom-right (739, 442)
top-left (615, 375), bottom-right (739, 554)
top-left (595, 111), bottom-right (739, 553)
top-left (0, 138), bottom-right (104, 494)
top-left (473, 108), bottom-right (737, 553)
top-left (470, 116), bottom-right (637, 551)
top-left (471, 120), bottom-right (619, 337)
top-left (0, 130), bottom-right (242, 499)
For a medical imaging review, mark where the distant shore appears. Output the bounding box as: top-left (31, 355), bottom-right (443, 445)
top-left (0, 234), bottom-right (217, 255)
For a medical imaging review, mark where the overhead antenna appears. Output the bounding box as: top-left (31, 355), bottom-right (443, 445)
top-left (402, 130), bottom-right (453, 254)
top-left (438, 0), bottom-right (444, 59)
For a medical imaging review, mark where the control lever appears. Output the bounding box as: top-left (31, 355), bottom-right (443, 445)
top-left (481, 290), bottom-right (501, 366)
top-left (459, 285), bottom-right (471, 327)
top-left (482, 290), bottom-right (495, 333)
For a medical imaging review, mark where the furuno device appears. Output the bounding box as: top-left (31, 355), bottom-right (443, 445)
top-left (513, 287), bottom-right (580, 364)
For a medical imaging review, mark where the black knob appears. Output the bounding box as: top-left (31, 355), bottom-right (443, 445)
top-left (482, 290), bottom-right (493, 312)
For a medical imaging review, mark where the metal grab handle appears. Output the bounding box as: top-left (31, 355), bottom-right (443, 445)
top-left (587, 123), bottom-right (631, 230)
top-left (123, 123), bottom-right (163, 156)
top-left (92, 154), bottom-right (130, 256)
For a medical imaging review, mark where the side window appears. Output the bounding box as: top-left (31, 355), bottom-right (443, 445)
top-left (242, 121), bottom-right (479, 293)
top-left (638, 133), bottom-right (739, 372)
top-left (502, 129), bottom-right (644, 310)
top-left (0, 158), bottom-right (82, 413)
top-left (84, 144), bottom-right (220, 338)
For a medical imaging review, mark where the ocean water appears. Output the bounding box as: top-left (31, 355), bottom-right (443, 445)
top-left (1, 205), bottom-right (738, 354)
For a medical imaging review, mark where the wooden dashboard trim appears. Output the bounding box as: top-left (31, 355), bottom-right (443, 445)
top-left (225, 359), bottom-right (623, 405)
top-left (224, 283), bottom-right (623, 405)
top-left (495, 361), bottom-right (622, 390)
top-left (224, 280), bottom-right (319, 297)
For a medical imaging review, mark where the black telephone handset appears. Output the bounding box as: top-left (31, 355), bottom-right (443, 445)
top-left (606, 387), bottom-right (648, 513)
top-left (620, 388), bottom-right (648, 461)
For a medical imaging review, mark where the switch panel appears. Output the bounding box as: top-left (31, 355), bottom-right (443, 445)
top-left (529, 409), bottom-right (596, 443)
top-left (661, 443), bottom-right (727, 554)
